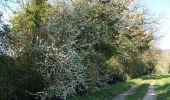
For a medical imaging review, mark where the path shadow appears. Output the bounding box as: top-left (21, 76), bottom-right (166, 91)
top-left (141, 74), bottom-right (170, 80)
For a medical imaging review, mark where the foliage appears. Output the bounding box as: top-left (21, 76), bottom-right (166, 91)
top-left (0, 0), bottom-right (158, 99)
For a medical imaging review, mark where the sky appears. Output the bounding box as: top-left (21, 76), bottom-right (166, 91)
top-left (141, 0), bottom-right (170, 50)
top-left (1, 0), bottom-right (170, 50)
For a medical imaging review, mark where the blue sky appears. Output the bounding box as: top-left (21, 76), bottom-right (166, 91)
top-left (141, 0), bottom-right (170, 50)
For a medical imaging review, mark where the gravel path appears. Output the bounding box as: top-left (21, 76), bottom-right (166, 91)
top-left (143, 81), bottom-right (156, 100)
top-left (114, 83), bottom-right (143, 100)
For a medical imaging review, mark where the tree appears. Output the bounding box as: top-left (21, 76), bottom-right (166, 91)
top-left (8, 0), bottom-right (157, 99)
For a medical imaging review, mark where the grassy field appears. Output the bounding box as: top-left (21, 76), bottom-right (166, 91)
top-left (68, 74), bottom-right (170, 100)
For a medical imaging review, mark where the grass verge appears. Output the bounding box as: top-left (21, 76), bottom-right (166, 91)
top-left (156, 74), bottom-right (170, 100)
top-left (68, 74), bottom-right (170, 100)
top-left (127, 83), bottom-right (149, 100)
top-left (67, 78), bottom-right (143, 100)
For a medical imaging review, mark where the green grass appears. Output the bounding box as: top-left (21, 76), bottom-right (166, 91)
top-left (155, 74), bottom-right (170, 100)
top-left (126, 76), bottom-right (157, 100)
top-left (68, 74), bottom-right (170, 100)
top-left (127, 74), bottom-right (170, 100)
top-left (68, 78), bottom-right (143, 100)
top-left (127, 83), bottom-right (149, 100)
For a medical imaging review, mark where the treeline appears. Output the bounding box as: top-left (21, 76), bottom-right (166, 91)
top-left (154, 49), bottom-right (170, 73)
top-left (0, 0), bottom-right (157, 100)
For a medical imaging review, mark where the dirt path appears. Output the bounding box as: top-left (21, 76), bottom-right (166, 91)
top-left (143, 81), bottom-right (156, 100)
top-left (114, 83), bottom-right (143, 100)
